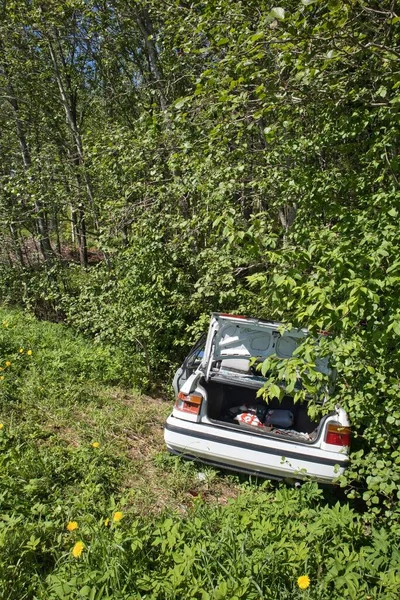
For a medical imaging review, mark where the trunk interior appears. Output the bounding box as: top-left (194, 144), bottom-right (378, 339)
top-left (203, 380), bottom-right (320, 442)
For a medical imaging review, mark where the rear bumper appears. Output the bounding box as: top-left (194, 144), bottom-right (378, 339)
top-left (164, 415), bottom-right (348, 483)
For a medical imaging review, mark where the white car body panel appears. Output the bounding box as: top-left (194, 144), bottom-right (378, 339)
top-left (165, 415), bottom-right (348, 482)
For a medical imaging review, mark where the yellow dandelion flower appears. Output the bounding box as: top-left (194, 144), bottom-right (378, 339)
top-left (72, 541), bottom-right (84, 558)
top-left (0, 367), bottom-right (3, 371)
top-left (0, 376), bottom-right (4, 381)
top-left (19, 348), bottom-right (24, 353)
top-left (66, 521), bottom-right (79, 532)
top-left (297, 575), bottom-right (310, 590)
top-left (0, 423), bottom-right (4, 429)
top-left (113, 511), bottom-right (123, 522)
top-left (5, 361), bottom-right (11, 367)
top-left (92, 441), bottom-right (100, 448)
top-left (27, 350), bottom-right (32, 356)
top-left (104, 518), bottom-right (110, 526)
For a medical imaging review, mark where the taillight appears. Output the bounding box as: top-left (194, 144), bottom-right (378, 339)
top-left (325, 423), bottom-right (351, 446)
top-left (175, 391), bottom-right (203, 415)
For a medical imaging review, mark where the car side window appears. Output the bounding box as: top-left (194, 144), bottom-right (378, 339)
top-left (185, 334), bottom-right (206, 367)
top-left (187, 347), bottom-right (204, 367)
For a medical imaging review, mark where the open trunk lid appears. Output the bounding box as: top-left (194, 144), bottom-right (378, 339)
top-left (203, 313), bottom-right (331, 382)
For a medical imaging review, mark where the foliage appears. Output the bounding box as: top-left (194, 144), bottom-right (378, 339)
top-left (1, 0), bottom-right (400, 531)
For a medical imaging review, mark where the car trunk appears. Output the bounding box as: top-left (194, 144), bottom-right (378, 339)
top-left (203, 379), bottom-right (321, 443)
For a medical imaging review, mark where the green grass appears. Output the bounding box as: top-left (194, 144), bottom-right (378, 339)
top-left (0, 308), bottom-right (399, 600)
top-left (0, 308), bottom-right (239, 514)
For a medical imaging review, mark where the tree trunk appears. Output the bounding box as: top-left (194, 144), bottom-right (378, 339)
top-left (3, 80), bottom-right (54, 263)
top-left (53, 210), bottom-right (62, 258)
top-left (71, 204), bottom-right (78, 246)
top-left (77, 206), bottom-right (88, 267)
top-left (137, 10), bottom-right (168, 111)
top-left (8, 222), bottom-right (25, 266)
top-left (0, 33), bottom-right (54, 264)
top-left (278, 204), bottom-right (297, 246)
top-left (48, 34), bottom-right (99, 229)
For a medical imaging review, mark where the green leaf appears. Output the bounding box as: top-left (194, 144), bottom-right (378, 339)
top-left (250, 32), bottom-right (264, 42)
top-left (392, 321), bottom-right (400, 335)
top-left (175, 97), bottom-right (189, 109)
top-left (269, 383), bottom-right (281, 398)
top-left (270, 7), bottom-right (285, 20)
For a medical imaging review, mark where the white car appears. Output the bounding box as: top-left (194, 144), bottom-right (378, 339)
top-left (164, 313), bottom-right (350, 483)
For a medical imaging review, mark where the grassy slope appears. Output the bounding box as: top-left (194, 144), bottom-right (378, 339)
top-left (0, 307), bottom-right (240, 515)
top-left (1, 308), bottom-right (399, 600)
